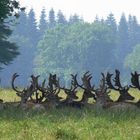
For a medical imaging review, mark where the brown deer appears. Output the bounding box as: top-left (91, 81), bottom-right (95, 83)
top-left (94, 73), bottom-right (138, 110)
top-left (74, 72), bottom-right (97, 105)
top-left (130, 71), bottom-right (140, 107)
top-left (130, 71), bottom-right (140, 89)
top-left (11, 73), bottom-right (38, 105)
top-left (106, 70), bottom-right (134, 102)
top-left (94, 73), bottom-right (112, 109)
top-left (37, 74), bottom-right (62, 108)
top-left (11, 73), bottom-right (47, 110)
top-left (57, 74), bottom-right (84, 108)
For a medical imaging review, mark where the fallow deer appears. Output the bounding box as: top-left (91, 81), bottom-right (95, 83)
top-left (130, 71), bottom-right (140, 107)
top-left (37, 74), bottom-right (62, 108)
top-left (106, 70), bottom-right (134, 102)
top-left (94, 73), bottom-right (138, 110)
top-left (74, 72), bottom-right (97, 105)
top-left (11, 73), bottom-right (38, 105)
top-left (57, 74), bottom-right (84, 108)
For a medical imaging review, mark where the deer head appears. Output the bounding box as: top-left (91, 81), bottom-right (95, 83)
top-left (37, 73), bottom-right (61, 105)
top-left (11, 73), bottom-right (38, 104)
top-left (72, 72), bottom-right (96, 104)
top-left (106, 70), bottom-right (134, 102)
top-left (95, 73), bottom-right (111, 102)
top-left (130, 71), bottom-right (140, 90)
top-left (60, 74), bottom-right (79, 103)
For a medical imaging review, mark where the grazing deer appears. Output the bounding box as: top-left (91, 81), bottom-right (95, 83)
top-left (94, 73), bottom-right (138, 110)
top-left (106, 70), bottom-right (134, 102)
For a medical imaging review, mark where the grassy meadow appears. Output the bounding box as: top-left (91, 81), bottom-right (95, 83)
top-left (0, 89), bottom-right (140, 140)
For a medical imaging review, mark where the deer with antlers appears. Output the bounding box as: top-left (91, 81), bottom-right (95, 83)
top-left (130, 71), bottom-right (140, 107)
top-left (11, 73), bottom-right (47, 111)
top-left (57, 74), bottom-right (84, 108)
top-left (12, 73), bottom-right (38, 105)
top-left (106, 70), bottom-right (134, 102)
top-left (94, 73), bottom-right (112, 109)
top-left (73, 72), bottom-right (97, 105)
top-left (37, 74), bottom-right (62, 108)
top-left (94, 73), bottom-right (138, 110)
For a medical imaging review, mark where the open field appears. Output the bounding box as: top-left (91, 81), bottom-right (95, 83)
top-left (0, 89), bottom-right (140, 140)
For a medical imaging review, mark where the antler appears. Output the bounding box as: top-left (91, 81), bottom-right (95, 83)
top-left (130, 71), bottom-right (140, 90)
top-left (95, 73), bottom-right (111, 102)
top-left (113, 70), bottom-right (123, 89)
top-left (81, 71), bottom-right (95, 91)
top-left (99, 73), bottom-right (108, 93)
top-left (106, 70), bottom-right (126, 90)
top-left (11, 73), bottom-right (24, 94)
top-left (106, 72), bottom-right (118, 90)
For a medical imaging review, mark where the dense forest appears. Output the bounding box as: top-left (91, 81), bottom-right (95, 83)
top-left (1, 8), bottom-right (140, 87)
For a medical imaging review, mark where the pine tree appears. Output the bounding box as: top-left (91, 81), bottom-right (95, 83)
top-left (0, 11), bottom-right (31, 86)
top-left (48, 8), bottom-right (56, 28)
top-left (27, 9), bottom-right (39, 46)
top-left (106, 13), bottom-right (117, 34)
top-left (116, 14), bottom-right (130, 78)
top-left (94, 15), bottom-right (100, 23)
top-left (118, 14), bottom-right (129, 56)
top-left (0, 0), bottom-right (22, 69)
top-left (57, 10), bottom-right (67, 24)
top-left (0, 23), bottom-right (19, 69)
top-left (128, 15), bottom-right (140, 47)
top-left (14, 11), bottom-right (28, 36)
top-left (39, 8), bottom-right (48, 36)
top-left (69, 14), bottom-right (83, 24)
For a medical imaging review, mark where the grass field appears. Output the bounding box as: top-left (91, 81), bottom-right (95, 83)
top-left (0, 89), bottom-right (140, 140)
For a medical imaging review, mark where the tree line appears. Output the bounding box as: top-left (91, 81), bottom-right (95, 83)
top-left (1, 7), bottom-right (140, 86)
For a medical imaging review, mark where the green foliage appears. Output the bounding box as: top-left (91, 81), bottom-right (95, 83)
top-left (34, 22), bottom-right (116, 83)
top-left (69, 14), bottom-right (83, 24)
top-left (106, 13), bottom-right (117, 35)
top-left (0, 0), bottom-right (22, 22)
top-left (49, 8), bottom-right (56, 28)
top-left (125, 44), bottom-right (140, 71)
top-left (0, 22), bottom-right (19, 69)
top-left (57, 10), bottom-right (67, 25)
top-left (39, 8), bottom-right (48, 37)
top-left (0, 0), bottom-right (23, 69)
top-left (0, 10), bottom-right (39, 86)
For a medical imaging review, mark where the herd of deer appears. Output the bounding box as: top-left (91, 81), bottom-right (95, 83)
top-left (1, 69), bottom-right (140, 111)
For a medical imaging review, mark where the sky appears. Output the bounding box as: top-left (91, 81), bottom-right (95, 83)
top-left (19, 0), bottom-right (140, 23)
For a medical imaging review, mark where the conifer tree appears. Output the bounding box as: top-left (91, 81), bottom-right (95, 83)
top-left (0, 11), bottom-right (31, 86)
top-left (39, 8), bottom-right (48, 36)
top-left (48, 8), bottom-right (56, 28)
top-left (118, 14), bottom-right (129, 57)
top-left (0, 0), bottom-right (23, 69)
top-left (27, 9), bottom-right (39, 46)
top-left (128, 15), bottom-right (140, 47)
top-left (94, 15), bottom-right (100, 23)
top-left (57, 10), bottom-right (67, 24)
top-left (106, 13), bottom-right (117, 34)
top-left (69, 14), bottom-right (83, 24)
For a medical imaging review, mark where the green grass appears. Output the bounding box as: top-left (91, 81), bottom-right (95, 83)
top-left (0, 89), bottom-right (140, 140)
